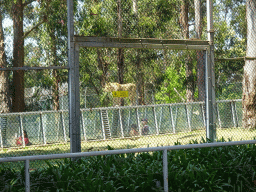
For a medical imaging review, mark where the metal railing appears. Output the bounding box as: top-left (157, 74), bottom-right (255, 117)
top-left (1, 139), bottom-right (256, 192)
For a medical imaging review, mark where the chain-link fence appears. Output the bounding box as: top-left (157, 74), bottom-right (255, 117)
top-left (0, 0), bottom-right (255, 170)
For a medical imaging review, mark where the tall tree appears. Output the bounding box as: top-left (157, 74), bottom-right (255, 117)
top-left (180, 0), bottom-right (195, 102)
top-left (194, 0), bottom-right (205, 102)
top-left (117, 0), bottom-right (125, 106)
top-left (0, 8), bottom-right (10, 113)
top-left (242, 0), bottom-right (256, 129)
top-left (12, 0), bottom-right (25, 112)
top-left (11, 0), bottom-right (46, 112)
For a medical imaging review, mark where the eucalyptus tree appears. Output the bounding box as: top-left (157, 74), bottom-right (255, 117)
top-left (213, 0), bottom-right (246, 99)
top-left (11, 0), bottom-right (47, 112)
top-left (194, 0), bottom-right (205, 102)
top-left (179, 0), bottom-right (195, 102)
top-left (0, 5), bottom-right (10, 113)
top-left (37, 0), bottom-right (68, 111)
top-left (242, 0), bottom-right (256, 129)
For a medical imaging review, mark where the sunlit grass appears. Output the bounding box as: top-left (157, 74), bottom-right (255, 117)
top-left (1, 127), bottom-right (256, 170)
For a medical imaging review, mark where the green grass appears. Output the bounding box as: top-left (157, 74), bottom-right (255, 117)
top-left (1, 127), bottom-right (256, 170)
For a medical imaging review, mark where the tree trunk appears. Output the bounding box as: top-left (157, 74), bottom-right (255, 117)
top-left (97, 49), bottom-right (109, 88)
top-left (180, 0), bottom-right (194, 102)
top-left (117, 0), bottom-right (124, 106)
top-left (242, 0), bottom-right (256, 129)
top-left (52, 69), bottom-right (60, 111)
top-left (194, 0), bottom-right (205, 101)
top-left (132, 0), bottom-right (144, 105)
top-left (49, 33), bottom-right (60, 111)
top-left (12, 0), bottom-right (25, 112)
top-left (0, 11), bottom-right (10, 113)
top-left (136, 50), bottom-right (144, 105)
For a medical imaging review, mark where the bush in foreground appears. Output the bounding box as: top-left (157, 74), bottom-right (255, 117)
top-left (1, 138), bottom-right (256, 191)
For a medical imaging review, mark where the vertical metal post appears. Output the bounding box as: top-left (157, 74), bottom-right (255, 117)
top-left (69, 43), bottom-right (81, 153)
top-left (19, 115), bottom-right (25, 148)
top-left (128, 109), bottom-right (131, 129)
top-left (170, 106), bottom-right (175, 134)
top-left (68, 0), bottom-right (81, 154)
top-left (81, 111), bottom-right (87, 141)
top-left (201, 104), bottom-right (206, 127)
top-left (84, 87), bottom-right (87, 108)
top-left (136, 108), bottom-right (141, 136)
top-left (0, 128), bottom-right (3, 149)
top-left (205, 0), bottom-right (216, 142)
top-left (153, 107), bottom-right (159, 135)
top-left (40, 113), bottom-right (46, 145)
top-left (231, 101), bottom-right (238, 127)
top-left (119, 109), bottom-right (124, 138)
top-left (158, 107), bottom-right (163, 133)
top-left (38, 115), bottom-right (40, 142)
top-left (100, 110), bottom-right (106, 140)
top-left (61, 111), bottom-right (67, 143)
top-left (25, 159), bottom-right (30, 192)
top-left (186, 104), bottom-right (192, 132)
top-left (56, 112), bottom-right (59, 141)
top-left (205, 48), bottom-right (216, 142)
top-left (163, 149), bottom-right (168, 192)
top-left (216, 103), bottom-right (222, 128)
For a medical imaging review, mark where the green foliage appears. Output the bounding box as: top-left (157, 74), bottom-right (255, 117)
top-left (1, 138), bottom-right (256, 191)
top-left (155, 65), bottom-right (186, 103)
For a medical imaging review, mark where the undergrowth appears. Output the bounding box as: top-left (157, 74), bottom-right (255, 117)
top-left (1, 137), bottom-right (256, 191)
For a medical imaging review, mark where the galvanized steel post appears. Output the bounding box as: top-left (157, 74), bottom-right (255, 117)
top-left (68, 0), bottom-right (81, 154)
top-left (25, 159), bottom-right (30, 192)
top-left (163, 149), bottom-right (168, 192)
top-left (206, 0), bottom-right (216, 142)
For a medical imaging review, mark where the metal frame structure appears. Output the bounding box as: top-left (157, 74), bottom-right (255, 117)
top-left (67, 0), bottom-right (216, 153)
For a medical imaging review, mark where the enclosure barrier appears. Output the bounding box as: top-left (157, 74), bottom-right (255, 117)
top-left (1, 139), bottom-right (256, 192)
top-left (0, 99), bottom-right (242, 148)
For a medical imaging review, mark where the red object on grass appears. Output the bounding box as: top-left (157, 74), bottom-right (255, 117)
top-left (16, 136), bottom-right (30, 146)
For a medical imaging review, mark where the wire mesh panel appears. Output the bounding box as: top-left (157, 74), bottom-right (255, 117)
top-left (76, 0), bottom-right (208, 39)
top-left (0, 69), bottom-right (69, 159)
top-left (1, 0), bottom-right (256, 179)
top-left (3, 1), bottom-right (256, 191)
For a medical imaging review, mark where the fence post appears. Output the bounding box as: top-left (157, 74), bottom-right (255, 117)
top-left (119, 109), bottom-right (124, 138)
top-left (0, 128), bottom-right (2, 149)
top-left (206, 0), bottom-right (216, 142)
top-left (61, 111), bottom-right (67, 143)
top-left (40, 113), bottom-right (46, 145)
top-left (19, 115), bottom-right (25, 148)
top-left (231, 101), bottom-right (238, 128)
top-left (25, 159), bottom-right (30, 192)
top-left (136, 108), bottom-right (141, 136)
top-left (81, 111), bottom-right (87, 141)
top-left (100, 110), bottom-right (106, 140)
top-left (163, 149), bottom-right (168, 192)
top-left (154, 107), bottom-right (159, 135)
top-left (186, 104), bottom-right (192, 132)
top-left (68, 0), bottom-right (81, 155)
top-left (216, 102), bottom-right (222, 128)
top-left (170, 105), bottom-right (175, 134)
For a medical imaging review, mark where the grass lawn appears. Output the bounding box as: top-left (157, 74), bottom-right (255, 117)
top-left (1, 127), bottom-right (256, 170)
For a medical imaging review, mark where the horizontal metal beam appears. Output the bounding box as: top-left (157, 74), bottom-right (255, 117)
top-left (74, 36), bottom-right (210, 50)
top-left (1, 139), bottom-right (256, 162)
top-left (216, 57), bottom-right (256, 61)
top-left (0, 66), bottom-right (69, 71)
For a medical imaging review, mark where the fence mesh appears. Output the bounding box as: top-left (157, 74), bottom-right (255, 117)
top-left (0, 0), bottom-right (255, 175)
